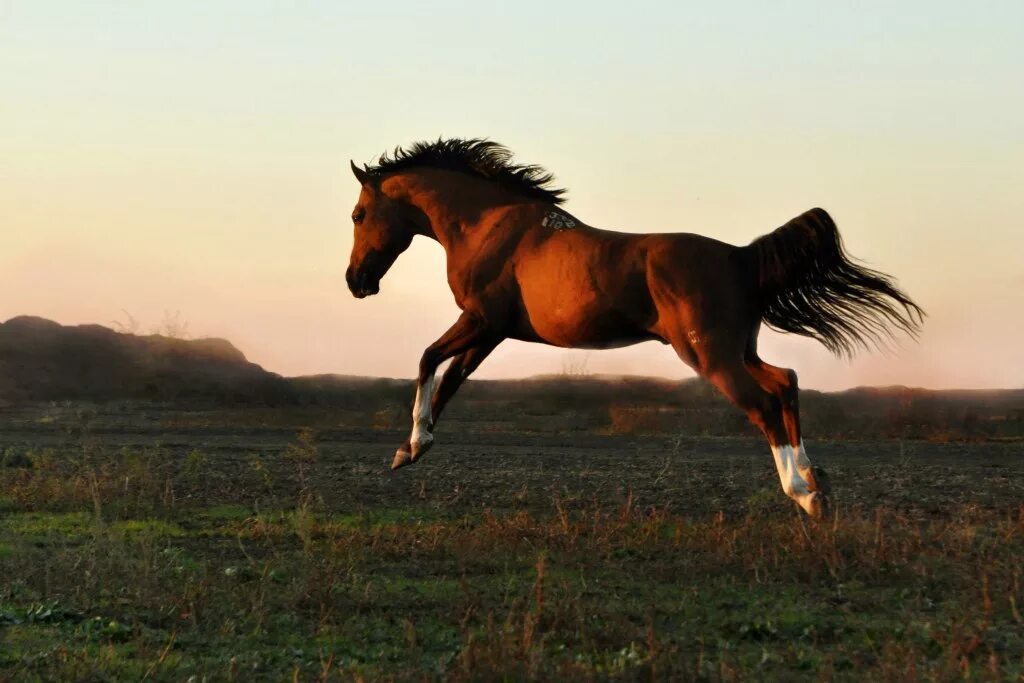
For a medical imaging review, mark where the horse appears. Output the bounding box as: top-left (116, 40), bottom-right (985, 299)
top-left (344, 138), bottom-right (923, 517)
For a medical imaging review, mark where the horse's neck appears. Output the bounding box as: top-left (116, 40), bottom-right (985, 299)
top-left (395, 171), bottom-right (515, 252)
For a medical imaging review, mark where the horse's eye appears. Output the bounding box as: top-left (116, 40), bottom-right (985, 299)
top-left (352, 208), bottom-right (366, 224)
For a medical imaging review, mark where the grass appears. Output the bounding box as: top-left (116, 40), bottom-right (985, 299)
top-left (3, 501), bottom-right (1022, 680)
top-left (1, 408), bottom-right (1023, 680)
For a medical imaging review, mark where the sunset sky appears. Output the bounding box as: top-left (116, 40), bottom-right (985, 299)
top-left (2, 2), bottom-right (1022, 390)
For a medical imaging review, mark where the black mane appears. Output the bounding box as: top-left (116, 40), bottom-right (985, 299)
top-left (364, 138), bottom-right (566, 204)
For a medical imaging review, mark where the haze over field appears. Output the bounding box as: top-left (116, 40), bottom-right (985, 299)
top-left (2, 2), bottom-right (1022, 390)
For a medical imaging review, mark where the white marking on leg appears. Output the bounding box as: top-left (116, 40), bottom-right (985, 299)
top-left (409, 372), bottom-right (435, 453)
top-left (771, 443), bottom-right (818, 514)
top-left (770, 444), bottom-right (807, 496)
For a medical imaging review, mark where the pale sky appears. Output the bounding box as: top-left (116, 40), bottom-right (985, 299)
top-left (2, 1), bottom-right (1022, 390)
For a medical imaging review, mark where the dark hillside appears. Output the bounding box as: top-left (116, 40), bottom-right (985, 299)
top-left (0, 316), bottom-right (291, 404)
top-left (1, 317), bottom-right (1021, 440)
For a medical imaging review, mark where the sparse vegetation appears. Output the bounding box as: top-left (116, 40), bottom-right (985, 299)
top-left (110, 310), bottom-right (192, 339)
top-left (1, 403), bottom-right (1022, 680)
top-left (109, 310), bottom-right (142, 335)
top-left (560, 351), bottom-right (592, 377)
top-left (153, 310), bottom-right (191, 340)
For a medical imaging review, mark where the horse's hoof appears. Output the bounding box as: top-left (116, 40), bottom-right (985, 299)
top-left (410, 434), bottom-right (433, 461)
top-left (391, 449), bottom-right (414, 471)
top-left (800, 491), bottom-right (830, 519)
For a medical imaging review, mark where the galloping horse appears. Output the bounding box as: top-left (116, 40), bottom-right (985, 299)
top-left (344, 138), bottom-right (923, 517)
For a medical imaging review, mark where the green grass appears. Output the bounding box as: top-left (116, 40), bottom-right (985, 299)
top-left (0, 511), bottom-right (95, 539)
top-left (3, 500), bottom-right (1022, 680)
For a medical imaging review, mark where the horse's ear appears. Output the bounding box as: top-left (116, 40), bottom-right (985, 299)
top-left (350, 160), bottom-right (371, 186)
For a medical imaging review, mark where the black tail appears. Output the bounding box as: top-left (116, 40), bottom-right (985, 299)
top-left (747, 208), bottom-right (924, 358)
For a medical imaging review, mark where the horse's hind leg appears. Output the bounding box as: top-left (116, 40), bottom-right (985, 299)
top-left (703, 360), bottom-right (826, 517)
top-left (661, 308), bottom-right (827, 516)
top-left (646, 250), bottom-right (825, 516)
top-left (745, 356), bottom-right (830, 497)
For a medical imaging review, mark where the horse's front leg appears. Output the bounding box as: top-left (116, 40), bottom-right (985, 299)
top-left (391, 341), bottom-right (499, 470)
top-left (391, 311), bottom-right (494, 470)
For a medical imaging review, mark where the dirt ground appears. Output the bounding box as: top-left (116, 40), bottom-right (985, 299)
top-left (1, 403), bottom-right (1021, 515)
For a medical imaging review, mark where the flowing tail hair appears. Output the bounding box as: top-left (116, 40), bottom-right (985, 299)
top-left (747, 208), bottom-right (924, 358)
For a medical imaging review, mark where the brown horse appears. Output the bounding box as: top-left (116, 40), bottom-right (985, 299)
top-left (344, 138), bottom-right (923, 517)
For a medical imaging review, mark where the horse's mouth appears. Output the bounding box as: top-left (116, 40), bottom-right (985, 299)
top-left (351, 284), bottom-right (379, 299)
top-left (346, 267), bottom-right (381, 299)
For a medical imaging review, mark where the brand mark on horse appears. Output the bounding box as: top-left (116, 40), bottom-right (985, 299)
top-left (541, 211), bottom-right (577, 231)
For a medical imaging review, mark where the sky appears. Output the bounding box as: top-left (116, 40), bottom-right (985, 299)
top-left (2, 1), bottom-right (1022, 390)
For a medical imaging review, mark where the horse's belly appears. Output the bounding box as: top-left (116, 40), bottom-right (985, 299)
top-left (512, 231), bottom-right (658, 348)
top-left (510, 324), bottom-right (656, 349)
top-left (513, 291), bottom-right (658, 349)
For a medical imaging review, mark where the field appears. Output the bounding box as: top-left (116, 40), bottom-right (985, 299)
top-left (1, 402), bottom-right (1023, 681)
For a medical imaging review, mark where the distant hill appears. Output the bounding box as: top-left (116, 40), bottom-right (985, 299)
top-left (0, 316), bottom-right (291, 403)
top-left (1, 317), bottom-right (1021, 440)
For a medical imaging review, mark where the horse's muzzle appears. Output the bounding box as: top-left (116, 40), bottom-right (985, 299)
top-left (346, 264), bottom-right (380, 299)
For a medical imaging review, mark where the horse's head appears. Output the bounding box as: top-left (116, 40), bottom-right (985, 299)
top-left (345, 161), bottom-right (418, 299)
